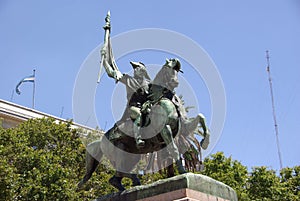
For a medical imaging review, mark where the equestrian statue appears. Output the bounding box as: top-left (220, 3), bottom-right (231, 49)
top-left (78, 11), bottom-right (210, 192)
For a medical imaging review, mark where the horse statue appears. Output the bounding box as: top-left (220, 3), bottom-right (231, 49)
top-left (78, 59), bottom-right (210, 191)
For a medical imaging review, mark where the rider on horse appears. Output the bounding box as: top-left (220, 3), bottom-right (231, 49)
top-left (102, 58), bottom-right (151, 148)
top-left (78, 12), bottom-right (210, 192)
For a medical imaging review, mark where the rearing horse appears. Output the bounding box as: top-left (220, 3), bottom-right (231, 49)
top-left (78, 59), bottom-right (210, 191)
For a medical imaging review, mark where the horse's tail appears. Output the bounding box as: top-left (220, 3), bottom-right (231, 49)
top-left (77, 140), bottom-right (103, 188)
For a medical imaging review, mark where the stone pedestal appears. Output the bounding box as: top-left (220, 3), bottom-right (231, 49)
top-left (95, 173), bottom-right (238, 201)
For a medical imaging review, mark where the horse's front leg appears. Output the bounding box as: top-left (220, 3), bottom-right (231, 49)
top-left (161, 125), bottom-right (186, 174)
top-left (109, 172), bottom-right (125, 191)
top-left (198, 113), bottom-right (210, 150)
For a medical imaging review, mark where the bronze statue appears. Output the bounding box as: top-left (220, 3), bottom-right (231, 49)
top-left (78, 11), bottom-right (210, 192)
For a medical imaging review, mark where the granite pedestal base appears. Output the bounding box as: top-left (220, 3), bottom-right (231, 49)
top-left (95, 173), bottom-right (238, 201)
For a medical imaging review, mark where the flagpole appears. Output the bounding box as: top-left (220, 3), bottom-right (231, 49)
top-left (97, 11), bottom-right (111, 83)
top-left (10, 89), bottom-right (14, 102)
top-left (32, 69), bottom-right (36, 109)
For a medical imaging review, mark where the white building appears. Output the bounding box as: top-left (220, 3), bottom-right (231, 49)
top-left (0, 98), bottom-right (95, 133)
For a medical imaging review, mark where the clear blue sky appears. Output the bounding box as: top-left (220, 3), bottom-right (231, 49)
top-left (1, 0), bottom-right (299, 172)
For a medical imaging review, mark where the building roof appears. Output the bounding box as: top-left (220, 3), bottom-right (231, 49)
top-left (0, 99), bottom-right (95, 132)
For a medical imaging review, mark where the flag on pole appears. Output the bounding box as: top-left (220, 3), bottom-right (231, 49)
top-left (105, 36), bottom-right (118, 72)
top-left (15, 74), bottom-right (35, 95)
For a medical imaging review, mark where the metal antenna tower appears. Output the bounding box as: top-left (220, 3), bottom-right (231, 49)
top-left (266, 50), bottom-right (283, 170)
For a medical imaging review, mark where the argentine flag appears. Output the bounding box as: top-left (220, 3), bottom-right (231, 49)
top-left (15, 74), bottom-right (35, 95)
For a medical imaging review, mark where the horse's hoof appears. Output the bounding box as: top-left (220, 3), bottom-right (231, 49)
top-left (132, 179), bottom-right (141, 186)
top-left (77, 181), bottom-right (83, 189)
top-left (76, 181), bottom-right (84, 192)
top-left (176, 160), bottom-right (187, 174)
top-left (179, 170), bottom-right (187, 174)
top-left (201, 134), bottom-right (210, 150)
top-left (109, 176), bottom-right (126, 191)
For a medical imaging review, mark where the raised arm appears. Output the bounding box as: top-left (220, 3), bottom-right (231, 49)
top-left (98, 11), bottom-right (123, 82)
top-left (102, 54), bottom-right (123, 81)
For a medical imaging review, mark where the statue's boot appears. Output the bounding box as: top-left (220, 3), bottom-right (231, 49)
top-left (133, 118), bottom-right (145, 148)
top-left (109, 176), bottom-right (125, 191)
top-left (136, 136), bottom-right (145, 148)
top-left (176, 159), bottom-right (187, 174)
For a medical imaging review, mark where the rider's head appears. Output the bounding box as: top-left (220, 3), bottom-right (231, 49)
top-left (130, 61), bottom-right (151, 80)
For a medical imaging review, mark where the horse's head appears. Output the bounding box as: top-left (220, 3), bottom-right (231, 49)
top-left (164, 58), bottom-right (183, 73)
top-left (152, 58), bottom-right (182, 91)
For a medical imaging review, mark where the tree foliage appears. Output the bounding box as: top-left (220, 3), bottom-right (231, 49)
top-left (202, 152), bottom-right (300, 201)
top-left (202, 152), bottom-right (249, 200)
top-left (279, 166), bottom-right (300, 200)
top-left (0, 118), bottom-right (115, 200)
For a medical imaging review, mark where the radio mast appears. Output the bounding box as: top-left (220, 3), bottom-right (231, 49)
top-left (266, 50), bottom-right (283, 170)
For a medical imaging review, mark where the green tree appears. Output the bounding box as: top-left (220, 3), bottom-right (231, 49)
top-left (279, 166), bottom-right (300, 200)
top-left (0, 118), bottom-right (116, 200)
top-left (247, 166), bottom-right (284, 200)
top-left (202, 152), bottom-right (300, 201)
top-left (201, 152), bottom-right (249, 200)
